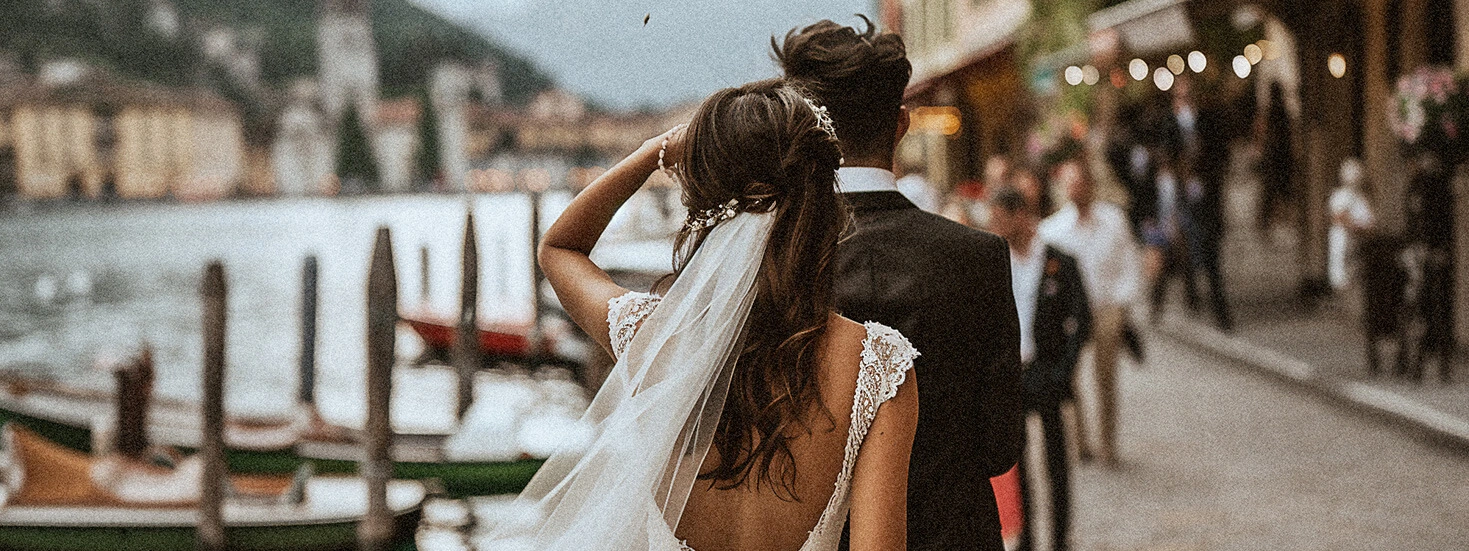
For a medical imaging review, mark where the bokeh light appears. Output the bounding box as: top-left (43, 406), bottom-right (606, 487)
top-left (1154, 67), bottom-right (1175, 91)
top-left (1167, 54), bottom-right (1186, 75)
top-left (1129, 58), bottom-right (1148, 81)
top-left (1328, 53), bottom-right (1347, 78)
top-left (1259, 39), bottom-right (1282, 60)
top-left (1064, 65), bottom-right (1084, 86)
top-left (1243, 43), bottom-right (1264, 65)
top-left (1082, 65), bottom-right (1100, 85)
top-left (1233, 55), bottom-right (1252, 78)
top-left (1188, 51), bottom-right (1207, 73)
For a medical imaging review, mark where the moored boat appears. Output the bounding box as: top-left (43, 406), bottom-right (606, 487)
top-left (0, 424), bottom-right (427, 551)
top-left (0, 376), bottom-right (550, 497)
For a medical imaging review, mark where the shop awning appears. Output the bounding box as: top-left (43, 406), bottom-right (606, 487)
top-left (906, 0), bottom-right (1032, 99)
top-left (1088, 0), bottom-right (1196, 55)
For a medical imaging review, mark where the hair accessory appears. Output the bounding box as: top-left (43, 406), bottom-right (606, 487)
top-left (803, 98), bottom-right (839, 142)
top-left (685, 198), bottom-right (742, 231)
top-left (802, 98), bottom-right (843, 165)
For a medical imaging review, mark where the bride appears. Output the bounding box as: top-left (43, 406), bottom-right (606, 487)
top-left (494, 79), bottom-right (918, 551)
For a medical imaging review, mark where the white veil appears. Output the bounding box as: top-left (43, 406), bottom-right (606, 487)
top-left (486, 211), bottom-right (777, 551)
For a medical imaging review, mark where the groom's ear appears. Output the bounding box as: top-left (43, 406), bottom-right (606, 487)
top-left (895, 105), bottom-right (911, 143)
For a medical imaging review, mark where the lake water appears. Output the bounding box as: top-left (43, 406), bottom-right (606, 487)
top-left (0, 191), bottom-right (677, 428)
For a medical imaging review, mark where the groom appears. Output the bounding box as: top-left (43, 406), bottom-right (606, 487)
top-left (776, 17), bottom-right (1024, 551)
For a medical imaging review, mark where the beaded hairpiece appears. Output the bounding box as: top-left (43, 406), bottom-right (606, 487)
top-left (803, 98), bottom-right (839, 142)
top-left (685, 198), bottom-right (742, 231)
top-left (674, 96), bottom-right (841, 231)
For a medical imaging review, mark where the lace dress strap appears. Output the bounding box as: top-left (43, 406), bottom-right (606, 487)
top-left (800, 321), bottom-right (918, 550)
top-left (607, 291), bottom-right (661, 360)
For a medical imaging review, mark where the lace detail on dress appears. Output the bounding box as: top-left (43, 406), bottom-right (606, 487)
top-left (799, 321), bottom-right (919, 550)
top-left (607, 291), bottom-right (661, 360)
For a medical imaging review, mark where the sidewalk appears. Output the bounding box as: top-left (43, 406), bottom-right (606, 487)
top-left (1153, 172), bottom-right (1469, 451)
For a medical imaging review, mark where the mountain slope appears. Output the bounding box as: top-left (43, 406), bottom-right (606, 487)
top-left (0, 0), bottom-right (554, 105)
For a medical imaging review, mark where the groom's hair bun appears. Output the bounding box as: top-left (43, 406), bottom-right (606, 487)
top-left (773, 15), bottom-right (911, 161)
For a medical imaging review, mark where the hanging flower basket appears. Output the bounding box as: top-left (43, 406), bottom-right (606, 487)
top-left (1389, 66), bottom-right (1469, 166)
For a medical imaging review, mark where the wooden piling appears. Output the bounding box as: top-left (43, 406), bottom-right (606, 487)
top-left (360, 227), bottom-right (397, 551)
top-left (529, 191), bottom-right (544, 359)
top-left (454, 211), bottom-right (480, 420)
top-left (419, 245), bottom-right (430, 305)
top-left (113, 347), bottom-right (154, 459)
top-left (198, 262), bottom-right (227, 551)
top-left (298, 256), bottom-right (319, 407)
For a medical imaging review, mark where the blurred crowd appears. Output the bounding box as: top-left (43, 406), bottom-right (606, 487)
top-left (890, 72), bottom-right (1391, 551)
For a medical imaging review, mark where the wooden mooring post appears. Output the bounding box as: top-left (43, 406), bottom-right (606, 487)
top-left (198, 262), bottom-right (227, 551)
top-left (112, 346), bottom-right (154, 459)
top-left (359, 227), bottom-right (397, 551)
top-left (419, 245), bottom-right (431, 305)
top-left (454, 211), bottom-right (480, 420)
top-left (528, 190), bottom-right (544, 361)
top-left (298, 256), bottom-right (319, 408)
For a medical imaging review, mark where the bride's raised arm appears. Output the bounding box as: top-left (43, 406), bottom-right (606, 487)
top-left (537, 125), bottom-right (684, 356)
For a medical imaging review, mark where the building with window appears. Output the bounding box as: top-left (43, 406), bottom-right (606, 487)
top-left (0, 64), bottom-right (245, 201)
top-left (880, 0), bottom-right (1034, 191)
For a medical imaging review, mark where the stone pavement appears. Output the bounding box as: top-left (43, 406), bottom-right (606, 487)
top-left (1152, 175), bottom-right (1469, 450)
top-left (1067, 334), bottom-right (1469, 551)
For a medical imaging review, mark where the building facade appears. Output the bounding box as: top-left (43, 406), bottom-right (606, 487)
top-left (0, 66), bottom-right (245, 201)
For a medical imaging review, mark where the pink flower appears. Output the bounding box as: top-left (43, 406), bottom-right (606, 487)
top-left (1445, 120), bottom-right (1459, 140)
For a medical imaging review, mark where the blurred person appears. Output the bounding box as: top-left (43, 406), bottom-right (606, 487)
top-left (528, 80), bottom-right (918, 551)
top-left (1039, 157), bottom-right (1143, 466)
top-left (1185, 89), bottom-right (1237, 332)
top-left (985, 154), bottom-right (1013, 190)
top-left (896, 155), bottom-right (941, 213)
top-left (1147, 156), bottom-right (1199, 320)
top-left (1257, 83), bottom-right (1296, 233)
top-left (1328, 157), bottom-right (1375, 292)
top-left (778, 17), bottom-right (1024, 551)
top-left (1011, 166), bottom-right (1053, 217)
top-left (986, 187), bottom-right (1091, 551)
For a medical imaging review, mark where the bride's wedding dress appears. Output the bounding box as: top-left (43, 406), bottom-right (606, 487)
top-left (608, 292), bottom-right (917, 551)
top-left (485, 211), bottom-right (916, 551)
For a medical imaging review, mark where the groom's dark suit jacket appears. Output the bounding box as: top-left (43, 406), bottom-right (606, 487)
top-left (834, 191), bottom-right (1024, 551)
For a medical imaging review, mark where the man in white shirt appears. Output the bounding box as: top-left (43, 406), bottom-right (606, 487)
top-left (1039, 158), bottom-right (1143, 466)
top-left (988, 187), bottom-right (1091, 551)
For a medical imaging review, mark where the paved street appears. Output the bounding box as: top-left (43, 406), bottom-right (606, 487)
top-left (1062, 333), bottom-right (1469, 551)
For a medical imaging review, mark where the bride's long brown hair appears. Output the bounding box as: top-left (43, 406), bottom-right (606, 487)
top-left (671, 79), bottom-right (849, 500)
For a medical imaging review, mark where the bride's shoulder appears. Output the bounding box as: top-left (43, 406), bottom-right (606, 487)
top-left (825, 314), bottom-right (919, 373)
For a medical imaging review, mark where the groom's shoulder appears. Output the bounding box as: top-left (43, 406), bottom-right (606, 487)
top-left (862, 207), bottom-right (1006, 255)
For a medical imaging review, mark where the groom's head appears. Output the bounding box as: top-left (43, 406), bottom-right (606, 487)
top-left (774, 16), bottom-right (911, 168)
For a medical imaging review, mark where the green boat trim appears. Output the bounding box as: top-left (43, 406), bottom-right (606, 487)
top-left (2, 391), bottom-right (545, 496)
top-left (0, 478), bottom-right (426, 551)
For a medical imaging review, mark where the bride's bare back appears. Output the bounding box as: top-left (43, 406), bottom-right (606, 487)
top-left (603, 296), bottom-right (917, 551)
top-left (678, 314), bottom-right (871, 550)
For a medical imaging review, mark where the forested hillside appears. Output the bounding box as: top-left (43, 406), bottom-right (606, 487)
top-left (0, 0), bottom-right (553, 104)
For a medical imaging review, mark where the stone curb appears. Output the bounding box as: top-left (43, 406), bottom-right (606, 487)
top-left (1156, 315), bottom-right (1469, 452)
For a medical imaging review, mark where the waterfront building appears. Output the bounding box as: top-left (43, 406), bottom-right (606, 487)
top-left (317, 0), bottom-right (380, 119)
top-left (0, 63), bottom-right (245, 201)
top-left (878, 0), bottom-right (1034, 192)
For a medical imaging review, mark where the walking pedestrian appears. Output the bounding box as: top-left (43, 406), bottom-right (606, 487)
top-left (1146, 155), bottom-right (1197, 320)
top-left (987, 187), bottom-right (1091, 551)
top-left (1329, 157), bottom-right (1374, 293)
top-left (1040, 157), bottom-right (1143, 466)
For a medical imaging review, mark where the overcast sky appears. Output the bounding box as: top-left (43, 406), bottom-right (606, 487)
top-left (414, 0), bottom-right (876, 111)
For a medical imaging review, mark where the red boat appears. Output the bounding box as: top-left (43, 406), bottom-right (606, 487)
top-left (400, 314), bottom-right (540, 358)
top-left (401, 314), bottom-right (531, 355)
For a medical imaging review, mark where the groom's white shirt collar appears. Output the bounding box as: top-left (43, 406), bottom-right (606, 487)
top-left (835, 167), bottom-right (898, 193)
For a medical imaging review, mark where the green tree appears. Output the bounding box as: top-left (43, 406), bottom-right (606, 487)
top-left (415, 93), bottom-right (442, 189)
top-left (335, 106), bottom-right (381, 192)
